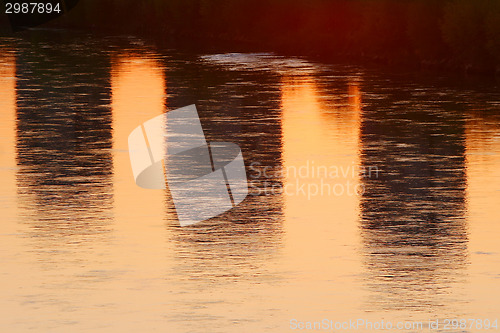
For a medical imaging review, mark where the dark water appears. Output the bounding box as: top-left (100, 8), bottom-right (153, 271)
top-left (1, 33), bottom-right (499, 332)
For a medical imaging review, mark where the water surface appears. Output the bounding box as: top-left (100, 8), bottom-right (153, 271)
top-left (0, 33), bottom-right (499, 332)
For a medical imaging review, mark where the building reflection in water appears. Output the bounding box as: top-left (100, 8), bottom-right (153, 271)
top-left (3, 36), bottom-right (500, 331)
top-left (15, 38), bottom-right (114, 257)
top-left (153, 53), bottom-right (286, 329)
top-left (359, 83), bottom-right (469, 312)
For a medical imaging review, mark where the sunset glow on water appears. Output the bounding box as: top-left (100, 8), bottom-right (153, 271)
top-left (1, 35), bottom-right (499, 332)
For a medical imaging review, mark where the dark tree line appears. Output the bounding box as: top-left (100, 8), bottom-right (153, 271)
top-left (4, 0), bottom-right (500, 72)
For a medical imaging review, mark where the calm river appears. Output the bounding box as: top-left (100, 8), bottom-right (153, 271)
top-left (0, 32), bottom-right (499, 332)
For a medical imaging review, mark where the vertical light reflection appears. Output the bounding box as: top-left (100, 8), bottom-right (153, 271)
top-left (279, 74), bottom-right (363, 318)
top-left (465, 109), bottom-right (500, 318)
top-left (0, 47), bottom-right (17, 228)
top-left (0, 46), bottom-right (24, 320)
top-left (107, 51), bottom-right (180, 331)
top-left (110, 50), bottom-right (169, 261)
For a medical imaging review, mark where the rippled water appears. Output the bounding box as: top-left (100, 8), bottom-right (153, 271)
top-left (1, 33), bottom-right (499, 332)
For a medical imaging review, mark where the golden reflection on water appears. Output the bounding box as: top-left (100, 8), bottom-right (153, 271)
top-left (465, 110), bottom-right (500, 318)
top-left (0, 47), bottom-right (24, 324)
top-left (110, 51), bottom-right (285, 333)
top-left (1, 40), bottom-right (500, 332)
top-left (109, 51), bottom-right (177, 331)
top-left (111, 51), bottom-right (166, 237)
top-left (279, 75), bottom-right (364, 318)
top-left (0, 48), bottom-right (16, 230)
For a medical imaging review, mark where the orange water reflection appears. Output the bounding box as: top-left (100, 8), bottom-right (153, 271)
top-left (1, 41), bottom-right (500, 332)
top-left (278, 74), bottom-right (364, 318)
top-left (0, 46), bottom-right (24, 324)
top-left (465, 109), bottom-right (500, 318)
